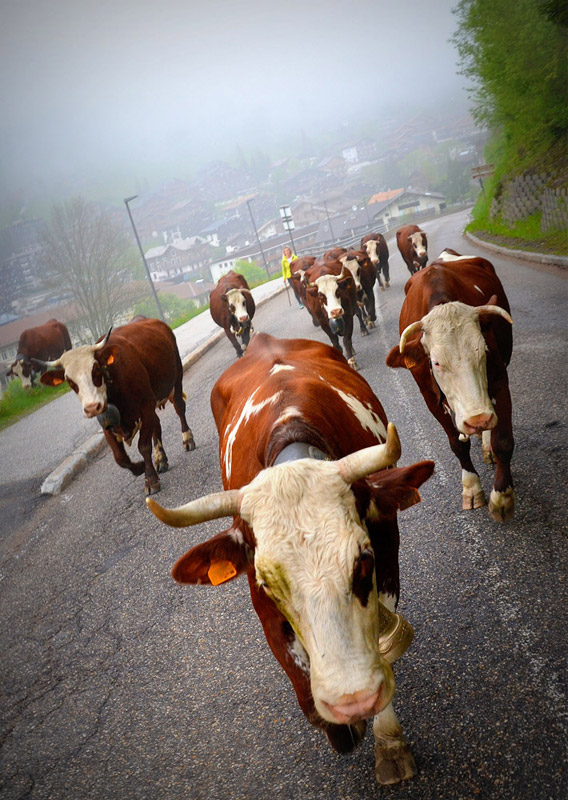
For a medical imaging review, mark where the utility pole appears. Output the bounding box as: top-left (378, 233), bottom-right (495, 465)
top-left (246, 198), bottom-right (271, 278)
top-left (124, 195), bottom-right (165, 322)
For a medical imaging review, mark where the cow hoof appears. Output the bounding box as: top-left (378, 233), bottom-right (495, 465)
top-left (380, 286), bottom-right (386, 292)
top-left (145, 480), bottom-right (161, 496)
top-left (347, 358), bottom-right (359, 371)
top-left (367, 321), bottom-right (376, 329)
top-left (462, 490), bottom-right (486, 510)
top-left (155, 460), bottom-right (169, 474)
top-left (489, 487), bottom-right (515, 522)
top-left (325, 720), bottom-right (366, 754)
top-left (183, 434), bottom-right (196, 452)
top-left (361, 328), bottom-right (368, 337)
top-left (375, 738), bottom-right (417, 785)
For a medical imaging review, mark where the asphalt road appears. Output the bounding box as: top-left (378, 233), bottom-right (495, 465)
top-left (1, 210), bottom-right (566, 800)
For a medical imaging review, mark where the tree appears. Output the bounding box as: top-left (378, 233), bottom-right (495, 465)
top-left (43, 197), bottom-right (140, 341)
top-left (234, 259), bottom-right (267, 288)
top-left (452, 0), bottom-right (568, 162)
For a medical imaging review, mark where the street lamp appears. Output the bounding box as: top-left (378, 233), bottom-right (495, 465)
top-left (323, 200), bottom-right (335, 242)
top-left (246, 198), bottom-right (271, 278)
top-left (124, 195), bottom-right (165, 322)
top-left (279, 205), bottom-right (297, 253)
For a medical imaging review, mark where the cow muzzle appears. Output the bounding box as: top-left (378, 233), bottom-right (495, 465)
top-left (321, 680), bottom-right (392, 725)
top-left (84, 400), bottom-right (107, 418)
top-left (462, 411), bottom-right (497, 436)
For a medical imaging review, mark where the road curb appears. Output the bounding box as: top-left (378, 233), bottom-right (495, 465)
top-left (464, 231), bottom-right (568, 267)
top-left (40, 281), bottom-right (288, 495)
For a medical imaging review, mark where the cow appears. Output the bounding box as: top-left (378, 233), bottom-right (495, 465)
top-left (338, 249), bottom-right (378, 330)
top-left (209, 271), bottom-right (255, 358)
top-left (323, 247), bottom-right (348, 261)
top-left (361, 233), bottom-right (390, 290)
top-left (146, 332), bottom-right (434, 785)
top-left (303, 259), bottom-right (362, 367)
top-left (8, 318), bottom-right (72, 388)
top-left (396, 225), bottom-right (428, 275)
top-left (38, 317), bottom-right (195, 495)
top-left (385, 252), bottom-right (515, 521)
top-left (287, 255), bottom-right (316, 307)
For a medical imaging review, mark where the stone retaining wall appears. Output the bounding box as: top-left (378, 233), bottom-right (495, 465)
top-left (490, 173), bottom-right (568, 232)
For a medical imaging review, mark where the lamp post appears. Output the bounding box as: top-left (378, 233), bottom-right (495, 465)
top-left (246, 198), bottom-right (271, 278)
top-left (279, 205), bottom-right (297, 253)
top-left (323, 200), bottom-right (335, 242)
top-left (124, 195), bottom-right (165, 322)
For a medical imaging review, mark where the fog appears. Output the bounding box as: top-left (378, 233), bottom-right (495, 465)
top-left (1, 0), bottom-right (467, 211)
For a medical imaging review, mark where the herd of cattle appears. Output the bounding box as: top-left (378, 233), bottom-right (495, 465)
top-left (7, 223), bottom-right (516, 785)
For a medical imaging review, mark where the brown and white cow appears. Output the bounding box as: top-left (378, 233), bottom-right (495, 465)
top-left (39, 317), bottom-right (195, 495)
top-left (361, 233), bottom-right (390, 290)
top-left (338, 250), bottom-right (377, 329)
top-left (288, 255), bottom-right (316, 307)
top-left (146, 333), bottom-right (434, 784)
top-left (8, 318), bottom-right (72, 388)
top-left (209, 271), bottom-right (256, 358)
top-left (396, 225), bottom-right (428, 275)
top-left (386, 252), bottom-right (515, 521)
top-left (303, 259), bottom-right (362, 367)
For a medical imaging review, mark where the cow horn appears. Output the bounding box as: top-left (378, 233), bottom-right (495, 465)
top-left (337, 422), bottom-right (401, 484)
top-left (94, 327), bottom-right (113, 350)
top-left (32, 356), bottom-right (61, 369)
top-left (475, 305), bottom-right (513, 324)
top-left (399, 320), bottom-right (423, 353)
top-left (146, 489), bottom-right (242, 528)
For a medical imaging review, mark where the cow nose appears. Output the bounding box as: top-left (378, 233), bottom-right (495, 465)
top-left (324, 688), bottom-right (383, 724)
top-left (330, 308), bottom-right (344, 319)
top-left (84, 402), bottom-right (105, 418)
top-left (463, 412), bottom-right (497, 434)
top-left (238, 315), bottom-right (249, 323)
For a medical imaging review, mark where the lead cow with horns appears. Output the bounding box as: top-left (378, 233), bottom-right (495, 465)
top-left (39, 317), bottom-right (195, 494)
top-left (386, 250), bottom-right (515, 521)
top-left (147, 333), bottom-right (434, 785)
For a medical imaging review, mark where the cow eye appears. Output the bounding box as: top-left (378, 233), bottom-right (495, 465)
top-left (352, 548), bottom-right (375, 607)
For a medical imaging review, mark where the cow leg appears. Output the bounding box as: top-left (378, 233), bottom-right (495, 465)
top-left (171, 383), bottom-right (196, 452)
top-left (354, 304), bottom-right (369, 336)
top-left (104, 430), bottom-right (145, 476)
top-left (365, 290), bottom-right (377, 327)
top-left (376, 267), bottom-right (386, 291)
top-left (342, 317), bottom-right (358, 371)
top-left (482, 430), bottom-right (495, 464)
top-left (322, 323), bottom-right (343, 355)
top-left (373, 703), bottom-right (416, 785)
top-left (137, 417), bottom-right (162, 495)
top-left (488, 381), bottom-right (515, 522)
top-left (381, 259), bottom-right (390, 287)
top-left (226, 330), bottom-right (244, 358)
top-left (152, 416), bottom-right (169, 475)
top-left (240, 323), bottom-right (251, 353)
top-left (415, 380), bottom-right (485, 509)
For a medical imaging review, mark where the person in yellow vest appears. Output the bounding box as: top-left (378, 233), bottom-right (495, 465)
top-left (281, 246), bottom-right (304, 308)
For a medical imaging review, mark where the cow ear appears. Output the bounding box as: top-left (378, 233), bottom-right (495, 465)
top-left (365, 460), bottom-right (435, 519)
top-left (99, 344), bottom-right (119, 367)
top-left (40, 368), bottom-right (66, 387)
top-left (386, 343), bottom-right (425, 370)
top-left (221, 294), bottom-right (229, 304)
top-left (172, 527), bottom-right (250, 585)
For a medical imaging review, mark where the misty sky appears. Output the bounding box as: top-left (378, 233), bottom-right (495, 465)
top-left (1, 0), bottom-right (468, 209)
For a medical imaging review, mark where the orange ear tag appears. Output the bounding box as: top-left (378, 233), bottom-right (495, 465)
top-left (404, 354), bottom-right (418, 369)
top-left (52, 377), bottom-right (63, 386)
top-left (106, 354), bottom-right (115, 365)
top-left (208, 560), bottom-right (237, 585)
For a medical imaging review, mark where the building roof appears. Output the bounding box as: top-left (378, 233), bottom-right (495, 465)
top-left (368, 188), bottom-right (405, 205)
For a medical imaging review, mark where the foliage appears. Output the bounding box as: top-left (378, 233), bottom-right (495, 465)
top-left (0, 378), bottom-right (69, 432)
top-left (43, 197), bottom-right (142, 342)
top-left (132, 292), bottom-right (202, 327)
top-left (452, 0), bottom-right (568, 164)
top-left (233, 258), bottom-right (268, 288)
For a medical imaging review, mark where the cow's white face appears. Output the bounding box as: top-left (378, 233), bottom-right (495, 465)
top-left (56, 346), bottom-right (108, 418)
top-left (226, 288), bottom-right (249, 327)
top-left (419, 302), bottom-right (497, 435)
top-left (340, 255), bottom-right (362, 292)
top-left (315, 274), bottom-right (344, 319)
top-left (241, 458), bottom-right (395, 725)
top-left (409, 232), bottom-right (427, 262)
top-left (11, 360), bottom-right (32, 389)
top-left (364, 240), bottom-right (379, 265)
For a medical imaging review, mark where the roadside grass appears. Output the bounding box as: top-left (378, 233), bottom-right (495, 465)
top-left (466, 210), bottom-right (567, 256)
top-left (0, 379), bottom-right (70, 432)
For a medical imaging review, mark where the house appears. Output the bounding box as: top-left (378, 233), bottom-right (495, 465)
top-left (366, 187), bottom-right (446, 228)
top-left (209, 256), bottom-right (239, 284)
top-left (316, 155), bottom-right (347, 176)
top-left (158, 278), bottom-right (215, 308)
top-left (341, 138), bottom-right (378, 164)
top-left (144, 238), bottom-right (216, 282)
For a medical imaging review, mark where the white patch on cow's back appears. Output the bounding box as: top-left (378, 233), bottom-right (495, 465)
top-left (223, 389), bottom-right (282, 479)
top-left (272, 406), bottom-right (302, 428)
top-left (270, 364), bottom-right (294, 374)
top-left (329, 386), bottom-right (387, 441)
top-left (474, 285), bottom-right (484, 294)
top-left (437, 250), bottom-right (474, 262)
